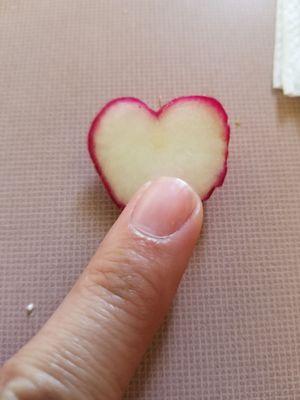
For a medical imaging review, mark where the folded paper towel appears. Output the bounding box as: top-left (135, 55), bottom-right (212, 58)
top-left (273, 0), bottom-right (300, 96)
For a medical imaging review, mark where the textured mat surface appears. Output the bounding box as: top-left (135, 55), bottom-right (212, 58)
top-left (0, 1), bottom-right (300, 399)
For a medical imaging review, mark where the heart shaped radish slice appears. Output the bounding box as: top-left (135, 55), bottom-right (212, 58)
top-left (88, 96), bottom-right (230, 208)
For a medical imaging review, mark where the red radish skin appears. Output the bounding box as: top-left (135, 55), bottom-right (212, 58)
top-left (88, 96), bottom-right (230, 208)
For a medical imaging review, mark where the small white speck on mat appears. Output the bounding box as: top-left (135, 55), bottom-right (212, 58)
top-left (26, 303), bottom-right (35, 317)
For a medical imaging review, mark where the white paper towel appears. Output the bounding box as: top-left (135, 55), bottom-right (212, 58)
top-left (273, 0), bottom-right (300, 96)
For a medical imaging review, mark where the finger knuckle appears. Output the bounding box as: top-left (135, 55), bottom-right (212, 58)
top-left (84, 239), bottom-right (167, 322)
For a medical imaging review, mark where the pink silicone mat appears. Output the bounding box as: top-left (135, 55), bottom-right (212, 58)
top-left (0, 1), bottom-right (300, 398)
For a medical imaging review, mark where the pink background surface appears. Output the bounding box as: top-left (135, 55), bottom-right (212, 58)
top-left (0, 1), bottom-right (300, 398)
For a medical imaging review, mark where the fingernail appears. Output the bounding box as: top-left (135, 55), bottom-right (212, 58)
top-left (131, 177), bottom-right (200, 238)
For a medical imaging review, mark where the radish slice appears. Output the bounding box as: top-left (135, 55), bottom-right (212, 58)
top-left (88, 96), bottom-right (230, 208)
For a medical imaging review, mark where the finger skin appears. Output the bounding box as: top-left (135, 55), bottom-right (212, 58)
top-left (0, 177), bottom-right (203, 400)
